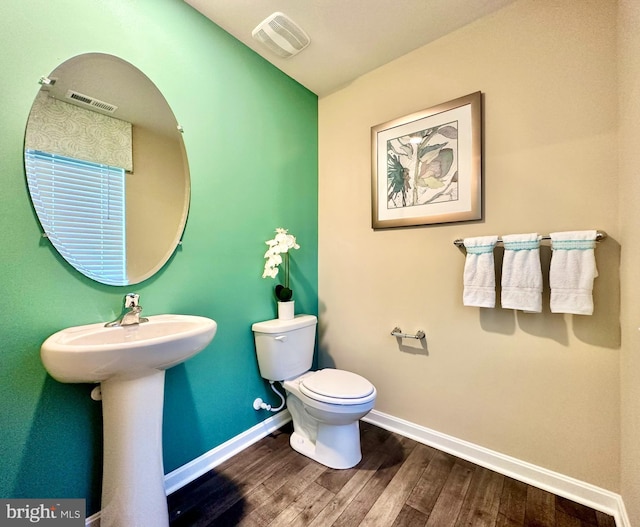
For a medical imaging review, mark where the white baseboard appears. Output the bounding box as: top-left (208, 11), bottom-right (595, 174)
top-left (87, 408), bottom-right (630, 527)
top-left (363, 409), bottom-right (631, 527)
top-left (85, 411), bottom-right (291, 527)
top-left (163, 410), bottom-right (292, 495)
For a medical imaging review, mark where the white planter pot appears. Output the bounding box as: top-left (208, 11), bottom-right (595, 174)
top-left (278, 300), bottom-right (295, 320)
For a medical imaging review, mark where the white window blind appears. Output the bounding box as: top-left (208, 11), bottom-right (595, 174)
top-left (25, 149), bottom-right (127, 285)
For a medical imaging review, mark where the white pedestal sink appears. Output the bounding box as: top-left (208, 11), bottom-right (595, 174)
top-left (41, 314), bottom-right (217, 527)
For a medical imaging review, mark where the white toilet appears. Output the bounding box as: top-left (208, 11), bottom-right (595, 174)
top-left (252, 314), bottom-right (376, 469)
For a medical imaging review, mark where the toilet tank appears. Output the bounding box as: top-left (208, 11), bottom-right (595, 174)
top-left (251, 314), bottom-right (317, 381)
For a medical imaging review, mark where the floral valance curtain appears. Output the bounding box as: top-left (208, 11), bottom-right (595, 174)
top-left (25, 92), bottom-right (133, 172)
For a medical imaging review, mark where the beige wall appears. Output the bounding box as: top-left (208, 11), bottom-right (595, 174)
top-left (127, 125), bottom-right (188, 281)
top-left (319, 0), bottom-right (621, 493)
top-left (618, 0), bottom-right (640, 523)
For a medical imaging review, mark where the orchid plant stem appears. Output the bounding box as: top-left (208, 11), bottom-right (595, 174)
top-left (283, 252), bottom-right (289, 290)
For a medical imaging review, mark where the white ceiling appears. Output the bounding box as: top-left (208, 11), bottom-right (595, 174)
top-left (183, 0), bottom-right (518, 97)
top-left (42, 53), bottom-right (179, 138)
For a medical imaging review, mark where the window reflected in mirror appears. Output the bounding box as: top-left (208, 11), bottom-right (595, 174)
top-left (25, 150), bottom-right (127, 285)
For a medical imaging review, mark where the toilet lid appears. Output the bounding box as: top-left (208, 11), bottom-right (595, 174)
top-left (300, 369), bottom-right (374, 400)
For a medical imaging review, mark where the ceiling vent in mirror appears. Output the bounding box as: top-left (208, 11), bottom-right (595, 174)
top-left (252, 12), bottom-right (310, 58)
top-left (65, 90), bottom-right (118, 113)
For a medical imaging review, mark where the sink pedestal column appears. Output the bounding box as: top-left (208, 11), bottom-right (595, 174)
top-left (99, 370), bottom-right (169, 527)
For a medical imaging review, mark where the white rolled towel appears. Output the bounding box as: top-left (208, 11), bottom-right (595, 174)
top-left (501, 233), bottom-right (543, 312)
top-left (549, 230), bottom-right (598, 315)
top-left (463, 236), bottom-right (498, 308)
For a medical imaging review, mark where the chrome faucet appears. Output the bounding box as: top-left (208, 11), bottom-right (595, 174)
top-left (105, 293), bottom-right (149, 327)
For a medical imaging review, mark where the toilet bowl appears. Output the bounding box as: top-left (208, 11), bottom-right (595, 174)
top-left (252, 315), bottom-right (377, 469)
top-left (284, 369), bottom-right (376, 468)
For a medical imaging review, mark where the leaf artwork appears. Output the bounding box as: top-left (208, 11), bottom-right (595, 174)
top-left (386, 121), bottom-right (459, 209)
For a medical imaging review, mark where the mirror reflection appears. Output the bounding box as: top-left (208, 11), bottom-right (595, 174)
top-left (24, 53), bottom-right (190, 285)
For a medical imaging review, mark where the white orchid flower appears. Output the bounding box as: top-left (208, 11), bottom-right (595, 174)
top-left (267, 229), bottom-right (299, 254)
top-left (262, 265), bottom-right (279, 279)
top-left (262, 228), bottom-right (300, 294)
top-left (264, 249), bottom-right (283, 263)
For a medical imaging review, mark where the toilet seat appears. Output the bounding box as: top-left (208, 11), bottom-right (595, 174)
top-left (299, 369), bottom-right (376, 405)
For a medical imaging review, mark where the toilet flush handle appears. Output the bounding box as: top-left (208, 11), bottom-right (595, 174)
top-left (275, 335), bottom-right (287, 342)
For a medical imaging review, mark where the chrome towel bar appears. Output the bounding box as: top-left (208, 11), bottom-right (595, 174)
top-left (453, 230), bottom-right (607, 248)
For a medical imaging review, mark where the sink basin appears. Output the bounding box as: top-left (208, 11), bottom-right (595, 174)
top-left (41, 314), bottom-right (217, 383)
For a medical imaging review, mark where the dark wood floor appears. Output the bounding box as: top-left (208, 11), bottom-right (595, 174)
top-left (168, 421), bottom-right (616, 527)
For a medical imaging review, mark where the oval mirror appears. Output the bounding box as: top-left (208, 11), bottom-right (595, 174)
top-left (24, 53), bottom-right (189, 285)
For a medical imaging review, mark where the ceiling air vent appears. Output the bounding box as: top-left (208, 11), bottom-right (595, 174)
top-left (252, 12), bottom-right (310, 58)
top-left (65, 90), bottom-right (118, 113)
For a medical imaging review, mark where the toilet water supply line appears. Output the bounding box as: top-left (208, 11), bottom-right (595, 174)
top-left (253, 381), bottom-right (286, 412)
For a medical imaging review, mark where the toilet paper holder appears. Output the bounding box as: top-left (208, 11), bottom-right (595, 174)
top-left (391, 327), bottom-right (425, 340)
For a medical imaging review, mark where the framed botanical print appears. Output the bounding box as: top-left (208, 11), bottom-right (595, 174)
top-left (371, 91), bottom-right (482, 229)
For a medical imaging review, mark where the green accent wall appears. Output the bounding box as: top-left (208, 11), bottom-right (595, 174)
top-left (0, 0), bottom-right (318, 516)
